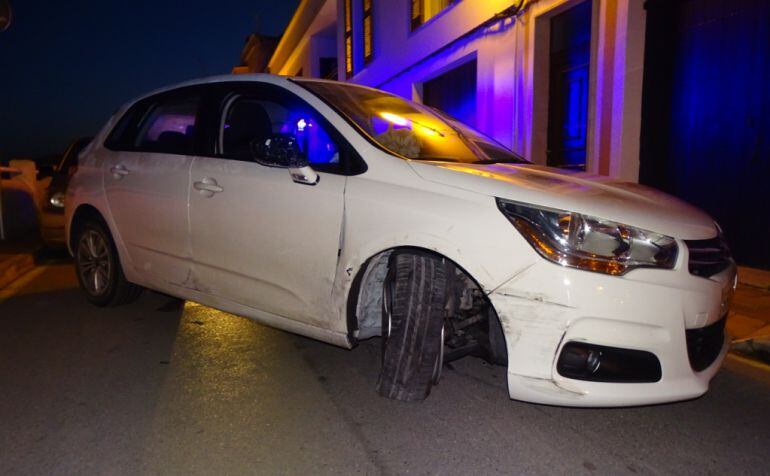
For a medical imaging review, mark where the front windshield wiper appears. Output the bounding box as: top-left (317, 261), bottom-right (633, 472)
top-left (473, 158), bottom-right (528, 165)
top-left (414, 157), bottom-right (464, 163)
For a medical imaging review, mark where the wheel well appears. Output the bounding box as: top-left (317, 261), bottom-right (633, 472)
top-left (346, 247), bottom-right (508, 364)
top-left (69, 204), bottom-right (107, 249)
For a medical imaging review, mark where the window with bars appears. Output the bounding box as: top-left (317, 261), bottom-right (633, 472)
top-left (344, 0), bottom-right (354, 77)
top-left (410, 0), bottom-right (455, 30)
top-left (363, 0), bottom-right (373, 64)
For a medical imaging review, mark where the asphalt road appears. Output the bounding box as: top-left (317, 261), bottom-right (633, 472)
top-left (2, 262), bottom-right (770, 476)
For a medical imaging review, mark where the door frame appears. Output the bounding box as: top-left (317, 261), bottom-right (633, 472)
top-left (531, 0), bottom-right (600, 169)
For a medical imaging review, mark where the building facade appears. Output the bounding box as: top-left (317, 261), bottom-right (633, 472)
top-left (256, 0), bottom-right (770, 269)
top-left (232, 33), bottom-right (281, 75)
top-left (265, 0), bottom-right (647, 183)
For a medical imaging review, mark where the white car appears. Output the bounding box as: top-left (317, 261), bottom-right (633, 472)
top-left (66, 75), bottom-right (736, 407)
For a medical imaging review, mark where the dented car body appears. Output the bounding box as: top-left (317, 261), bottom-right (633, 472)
top-left (66, 75), bottom-right (736, 407)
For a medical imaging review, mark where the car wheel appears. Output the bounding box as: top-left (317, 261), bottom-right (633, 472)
top-left (75, 220), bottom-right (142, 307)
top-left (377, 251), bottom-right (447, 401)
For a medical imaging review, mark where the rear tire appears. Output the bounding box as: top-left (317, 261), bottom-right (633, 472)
top-left (377, 252), bottom-right (447, 401)
top-left (74, 220), bottom-right (142, 307)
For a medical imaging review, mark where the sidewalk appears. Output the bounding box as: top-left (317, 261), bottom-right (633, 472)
top-left (737, 265), bottom-right (770, 290)
top-left (0, 237), bottom-right (43, 290)
top-left (729, 267), bottom-right (770, 365)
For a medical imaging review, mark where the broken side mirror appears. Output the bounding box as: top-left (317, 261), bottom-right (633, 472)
top-left (251, 134), bottom-right (319, 186)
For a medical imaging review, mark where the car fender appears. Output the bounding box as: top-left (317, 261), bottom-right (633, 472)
top-left (329, 169), bottom-right (541, 337)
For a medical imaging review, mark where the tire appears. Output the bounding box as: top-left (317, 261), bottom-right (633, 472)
top-left (74, 220), bottom-right (142, 307)
top-left (377, 251), bottom-right (447, 401)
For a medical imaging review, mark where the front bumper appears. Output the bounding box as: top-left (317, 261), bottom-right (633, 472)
top-left (488, 258), bottom-right (736, 407)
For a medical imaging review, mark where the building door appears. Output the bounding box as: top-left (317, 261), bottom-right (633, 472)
top-left (640, 0), bottom-right (770, 269)
top-left (547, 1), bottom-right (592, 170)
top-left (423, 59), bottom-right (477, 127)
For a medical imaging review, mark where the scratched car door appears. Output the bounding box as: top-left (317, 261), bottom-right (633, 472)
top-left (187, 82), bottom-right (346, 328)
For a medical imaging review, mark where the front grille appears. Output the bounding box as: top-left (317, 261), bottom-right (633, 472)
top-left (685, 236), bottom-right (731, 278)
top-left (686, 318), bottom-right (726, 372)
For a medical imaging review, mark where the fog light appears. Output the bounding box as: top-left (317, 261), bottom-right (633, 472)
top-left (557, 342), bottom-right (661, 383)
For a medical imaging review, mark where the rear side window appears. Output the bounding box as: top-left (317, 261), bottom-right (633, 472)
top-left (105, 88), bottom-right (201, 155)
top-left (58, 137), bottom-right (92, 174)
top-left (134, 95), bottom-right (198, 154)
top-left (104, 104), bottom-right (147, 151)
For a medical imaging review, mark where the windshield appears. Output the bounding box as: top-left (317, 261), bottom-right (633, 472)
top-left (296, 80), bottom-right (528, 164)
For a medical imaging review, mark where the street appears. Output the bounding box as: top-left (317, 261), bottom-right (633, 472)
top-left (2, 261), bottom-right (770, 475)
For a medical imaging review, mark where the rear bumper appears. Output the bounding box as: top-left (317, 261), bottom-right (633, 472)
top-left (488, 259), bottom-right (736, 407)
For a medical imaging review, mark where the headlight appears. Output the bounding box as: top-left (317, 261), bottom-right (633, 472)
top-left (48, 192), bottom-right (65, 208)
top-left (497, 198), bottom-right (678, 275)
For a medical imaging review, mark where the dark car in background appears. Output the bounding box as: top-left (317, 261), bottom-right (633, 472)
top-left (40, 137), bottom-right (91, 245)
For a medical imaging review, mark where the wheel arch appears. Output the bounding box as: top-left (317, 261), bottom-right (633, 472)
top-left (345, 245), bottom-right (507, 361)
top-left (67, 204), bottom-right (108, 253)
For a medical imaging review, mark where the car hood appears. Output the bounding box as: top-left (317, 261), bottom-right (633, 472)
top-left (408, 161), bottom-right (717, 240)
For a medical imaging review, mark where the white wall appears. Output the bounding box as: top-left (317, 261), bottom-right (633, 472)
top-left (271, 0), bottom-right (338, 77)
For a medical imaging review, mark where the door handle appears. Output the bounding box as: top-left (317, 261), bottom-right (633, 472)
top-left (110, 165), bottom-right (130, 179)
top-left (193, 177), bottom-right (224, 197)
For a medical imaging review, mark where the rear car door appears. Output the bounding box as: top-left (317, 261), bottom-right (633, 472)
top-left (188, 82), bottom-right (351, 327)
top-left (102, 87), bottom-right (203, 286)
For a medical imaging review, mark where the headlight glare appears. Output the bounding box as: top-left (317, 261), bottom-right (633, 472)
top-left (497, 199), bottom-right (678, 275)
top-left (49, 192), bottom-right (65, 209)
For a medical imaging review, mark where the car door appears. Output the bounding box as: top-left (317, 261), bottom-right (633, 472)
top-left (188, 82), bottom-right (349, 327)
top-left (102, 87), bottom-right (203, 286)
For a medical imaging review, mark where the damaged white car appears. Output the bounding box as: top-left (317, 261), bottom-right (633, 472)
top-left (66, 75), bottom-right (736, 406)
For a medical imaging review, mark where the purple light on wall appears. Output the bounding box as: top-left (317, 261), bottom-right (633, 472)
top-left (364, 12), bottom-right (522, 154)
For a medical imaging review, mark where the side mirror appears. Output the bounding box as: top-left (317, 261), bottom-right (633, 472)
top-left (252, 134), bottom-right (305, 167)
top-left (251, 134), bottom-right (319, 186)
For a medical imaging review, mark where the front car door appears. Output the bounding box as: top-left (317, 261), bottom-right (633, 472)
top-left (102, 87), bottom-right (203, 286)
top-left (188, 81), bottom-right (356, 327)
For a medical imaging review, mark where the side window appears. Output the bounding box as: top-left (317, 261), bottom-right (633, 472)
top-left (411, 0), bottom-right (455, 30)
top-left (59, 138), bottom-right (91, 175)
top-left (133, 93), bottom-right (199, 155)
top-left (219, 94), bottom-right (340, 168)
top-left (104, 104), bottom-right (149, 151)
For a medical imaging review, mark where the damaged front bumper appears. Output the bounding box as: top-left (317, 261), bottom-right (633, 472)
top-left (487, 260), bottom-right (736, 407)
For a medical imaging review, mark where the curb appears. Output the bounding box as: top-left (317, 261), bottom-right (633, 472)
top-left (0, 253), bottom-right (36, 290)
top-left (731, 338), bottom-right (770, 366)
top-left (738, 266), bottom-right (770, 290)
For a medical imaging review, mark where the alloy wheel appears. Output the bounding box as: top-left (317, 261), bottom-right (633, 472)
top-left (77, 229), bottom-right (112, 296)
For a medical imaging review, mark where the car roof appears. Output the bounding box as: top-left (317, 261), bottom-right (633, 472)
top-left (124, 74), bottom-right (294, 107)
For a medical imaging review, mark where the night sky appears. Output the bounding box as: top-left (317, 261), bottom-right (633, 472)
top-left (0, 0), bottom-right (298, 163)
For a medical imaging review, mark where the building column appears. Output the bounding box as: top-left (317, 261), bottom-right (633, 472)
top-left (589, 0), bottom-right (646, 181)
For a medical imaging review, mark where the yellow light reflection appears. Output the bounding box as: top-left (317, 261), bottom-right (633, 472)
top-left (379, 111), bottom-right (445, 138)
top-left (379, 111), bottom-right (409, 127)
top-left (415, 124), bottom-right (440, 136)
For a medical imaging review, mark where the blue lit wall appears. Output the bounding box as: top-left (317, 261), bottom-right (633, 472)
top-left (640, 0), bottom-right (770, 268)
